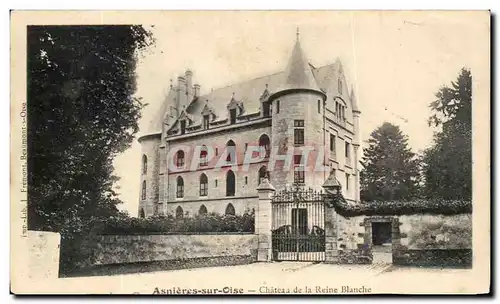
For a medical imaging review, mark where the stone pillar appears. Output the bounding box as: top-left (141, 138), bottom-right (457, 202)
top-left (324, 204), bottom-right (339, 263)
top-left (256, 178), bottom-right (275, 262)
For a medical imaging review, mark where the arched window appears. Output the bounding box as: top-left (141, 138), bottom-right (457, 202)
top-left (226, 140), bottom-right (236, 164)
top-left (200, 145), bottom-right (208, 167)
top-left (225, 203), bottom-right (236, 216)
top-left (258, 134), bottom-right (271, 158)
top-left (141, 181), bottom-right (146, 200)
top-left (199, 204), bottom-right (208, 215)
top-left (226, 170), bottom-right (235, 197)
top-left (139, 208), bottom-right (145, 218)
top-left (176, 150), bottom-right (185, 168)
top-left (199, 173), bottom-right (208, 196)
top-left (258, 166), bottom-right (269, 184)
top-left (142, 155), bottom-right (147, 174)
top-left (338, 78), bottom-right (343, 95)
top-left (175, 206), bottom-right (183, 219)
top-left (176, 176), bottom-right (184, 198)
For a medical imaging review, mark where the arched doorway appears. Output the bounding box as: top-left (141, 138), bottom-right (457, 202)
top-left (199, 204), bottom-right (208, 215)
top-left (175, 206), bottom-right (183, 219)
top-left (225, 203), bottom-right (236, 216)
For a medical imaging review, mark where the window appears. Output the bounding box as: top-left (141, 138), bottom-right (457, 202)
top-left (142, 155), bottom-right (147, 174)
top-left (176, 150), bottom-right (185, 168)
top-left (230, 109), bottom-right (237, 124)
top-left (215, 179), bottom-right (218, 187)
top-left (345, 173), bottom-right (350, 191)
top-left (345, 142), bottom-right (351, 160)
top-left (226, 170), bottom-right (236, 196)
top-left (199, 205), bottom-right (208, 215)
top-left (338, 78), bottom-right (343, 95)
top-left (294, 120), bottom-right (305, 145)
top-left (258, 166), bottom-right (269, 184)
top-left (294, 155), bottom-right (305, 184)
top-left (258, 134), bottom-right (271, 158)
top-left (200, 173), bottom-right (208, 196)
top-left (225, 203), bottom-right (236, 216)
top-left (203, 115), bottom-right (210, 130)
top-left (245, 176), bottom-right (248, 185)
top-left (263, 101), bottom-right (270, 117)
top-left (180, 120), bottom-right (186, 135)
top-left (215, 148), bottom-right (218, 156)
top-left (317, 99), bottom-right (321, 113)
top-left (226, 140), bottom-right (236, 164)
top-left (330, 134), bottom-right (336, 153)
top-left (175, 206), bottom-right (183, 219)
top-left (342, 106), bottom-right (346, 121)
top-left (276, 100), bottom-right (280, 114)
top-left (176, 176), bottom-right (184, 198)
top-left (244, 143), bottom-right (248, 151)
top-left (139, 208), bottom-right (145, 218)
top-left (200, 146), bottom-right (208, 167)
top-left (141, 181), bottom-right (146, 200)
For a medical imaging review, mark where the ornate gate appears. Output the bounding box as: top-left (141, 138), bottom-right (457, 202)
top-left (271, 186), bottom-right (325, 261)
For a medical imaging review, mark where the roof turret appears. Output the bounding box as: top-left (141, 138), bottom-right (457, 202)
top-left (269, 28), bottom-right (326, 100)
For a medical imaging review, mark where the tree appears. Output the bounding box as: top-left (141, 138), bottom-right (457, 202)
top-left (360, 122), bottom-right (421, 201)
top-left (423, 68), bottom-right (472, 200)
top-left (27, 26), bottom-right (154, 232)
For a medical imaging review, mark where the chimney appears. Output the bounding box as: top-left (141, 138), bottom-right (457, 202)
top-left (176, 76), bottom-right (187, 111)
top-left (194, 84), bottom-right (201, 98)
top-left (185, 69), bottom-right (193, 99)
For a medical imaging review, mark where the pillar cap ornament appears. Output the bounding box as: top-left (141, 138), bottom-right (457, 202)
top-left (322, 170), bottom-right (342, 196)
top-left (257, 177), bottom-right (275, 192)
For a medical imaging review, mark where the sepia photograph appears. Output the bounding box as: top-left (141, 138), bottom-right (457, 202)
top-left (10, 10), bottom-right (490, 295)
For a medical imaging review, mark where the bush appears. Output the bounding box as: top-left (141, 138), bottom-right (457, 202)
top-left (96, 209), bottom-right (255, 235)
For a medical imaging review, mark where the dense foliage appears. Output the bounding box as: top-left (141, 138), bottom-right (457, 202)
top-left (423, 68), bottom-right (472, 200)
top-left (360, 122), bottom-right (421, 201)
top-left (27, 25), bottom-right (154, 272)
top-left (28, 25), bottom-right (154, 232)
top-left (327, 196), bottom-right (471, 217)
top-left (96, 209), bottom-right (255, 235)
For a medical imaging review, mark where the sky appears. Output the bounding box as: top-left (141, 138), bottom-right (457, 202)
top-left (112, 11), bottom-right (488, 216)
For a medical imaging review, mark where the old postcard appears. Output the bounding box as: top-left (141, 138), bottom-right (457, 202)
top-left (10, 10), bottom-right (490, 295)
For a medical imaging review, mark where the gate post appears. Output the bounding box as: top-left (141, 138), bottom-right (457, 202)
top-left (322, 171), bottom-right (341, 263)
top-left (256, 178), bottom-right (275, 262)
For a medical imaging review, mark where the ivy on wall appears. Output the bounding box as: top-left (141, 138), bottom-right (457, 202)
top-left (326, 195), bottom-right (472, 217)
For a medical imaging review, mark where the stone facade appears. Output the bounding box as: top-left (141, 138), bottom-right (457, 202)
top-left (137, 33), bottom-right (361, 218)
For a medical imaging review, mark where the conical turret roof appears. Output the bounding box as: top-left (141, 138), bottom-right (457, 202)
top-left (270, 30), bottom-right (326, 100)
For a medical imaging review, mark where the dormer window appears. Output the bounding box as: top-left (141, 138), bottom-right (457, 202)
top-left (263, 101), bottom-right (270, 117)
top-left (203, 115), bottom-right (210, 130)
top-left (180, 120), bottom-right (186, 134)
top-left (230, 109), bottom-right (237, 124)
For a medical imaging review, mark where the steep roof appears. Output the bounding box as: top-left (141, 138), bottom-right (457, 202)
top-left (141, 60), bottom-right (352, 137)
top-left (269, 32), bottom-right (325, 100)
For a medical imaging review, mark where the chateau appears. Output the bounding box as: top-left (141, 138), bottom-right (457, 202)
top-left (137, 32), bottom-right (361, 218)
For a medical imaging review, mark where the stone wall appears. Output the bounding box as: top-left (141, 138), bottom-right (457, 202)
top-left (24, 231), bottom-right (61, 280)
top-left (394, 213), bottom-right (472, 266)
top-left (336, 213), bottom-right (370, 264)
top-left (330, 211), bottom-right (472, 266)
top-left (92, 233), bottom-right (258, 266)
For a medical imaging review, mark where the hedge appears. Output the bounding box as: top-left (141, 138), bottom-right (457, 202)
top-left (93, 209), bottom-right (255, 235)
top-left (326, 196), bottom-right (472, 217)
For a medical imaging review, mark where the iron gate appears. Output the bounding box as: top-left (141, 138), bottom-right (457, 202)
top-left (271, 186), bottom-right (325, 261)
